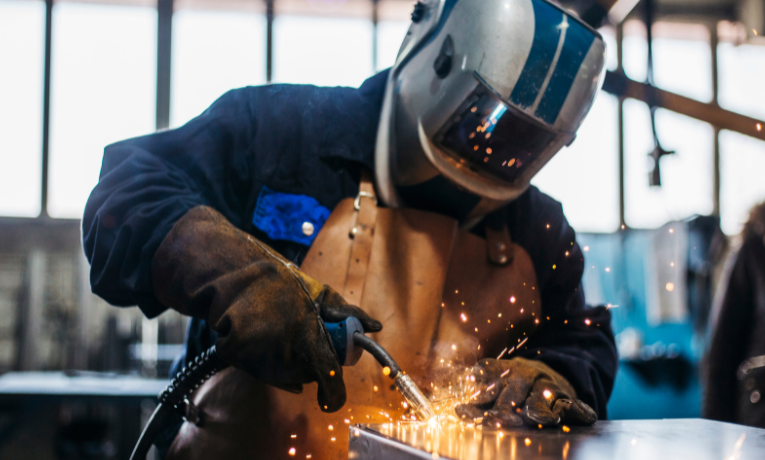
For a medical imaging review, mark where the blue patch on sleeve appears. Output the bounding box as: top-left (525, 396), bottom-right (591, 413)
top-left (252, 186), bottom-right (331, 246)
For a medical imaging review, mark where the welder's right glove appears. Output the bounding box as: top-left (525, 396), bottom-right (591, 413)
top-left (454, 357), bottom-right (597, 428)
top-left (151, 205), bottom-right (382, 413)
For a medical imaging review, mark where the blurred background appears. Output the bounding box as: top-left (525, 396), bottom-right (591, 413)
top-left (0, 0), bottom-right (764, 458)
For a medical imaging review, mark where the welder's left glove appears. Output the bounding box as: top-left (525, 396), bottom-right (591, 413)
top-left (454, 357), bottom-right (597, 428)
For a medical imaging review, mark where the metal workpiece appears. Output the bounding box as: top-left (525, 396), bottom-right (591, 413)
top-left (349, 419), bottom-right (765, 460)
top-left (394, 373), bottom-right (437, 421)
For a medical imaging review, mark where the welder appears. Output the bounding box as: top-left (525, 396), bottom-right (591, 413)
top-left (82, 0), bottom-right (617, 458)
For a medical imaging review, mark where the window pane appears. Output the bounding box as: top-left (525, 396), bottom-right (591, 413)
top-left (622, 20), bottom-right (647, 82)
top-left (624, 100), bottom-right (714, 228)
top-left (718, 42), bottom-right (765, 120)
top-left (273, 15), bottom-right (373, 87)
top-left (531, 93), bottom-right (620, 233)
top-left (48, 3), bottom-right (156, 219)
top-left (0, 0), bottom-right (45, 217)
top-left (171, 9), bottom-right (266, 128)
top-left (623, 21), bottom-right (712, 102)
top-left (652, 24), bottom-right (712, 102)
top-left (720, 131), bottom-right (765, 235)
top-left (376, 20), bottom-right (409, 71)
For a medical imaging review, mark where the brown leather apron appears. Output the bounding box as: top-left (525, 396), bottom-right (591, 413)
top-left (167, 176), bottom-right (541, 460)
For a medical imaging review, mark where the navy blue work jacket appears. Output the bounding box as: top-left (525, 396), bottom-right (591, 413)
top-left (82, 70), bottom-right (617, 418)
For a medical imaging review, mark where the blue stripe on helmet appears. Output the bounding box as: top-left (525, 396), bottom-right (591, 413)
top-left (508, 0), bottom-right (564, 110)
top-left (533, 16), bottom-right (595, 124)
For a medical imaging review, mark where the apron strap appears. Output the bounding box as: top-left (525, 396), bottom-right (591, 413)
top-left (342, 169), bottom-right (378, 305)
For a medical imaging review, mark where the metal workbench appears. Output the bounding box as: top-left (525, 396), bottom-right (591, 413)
top-left (349, 418), bottom-right (765, 460)
top-left (0, 371), bottom-right (171, 458)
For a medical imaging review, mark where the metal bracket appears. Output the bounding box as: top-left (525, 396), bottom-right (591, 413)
top-left (354, 191), bottom-right (378, 211)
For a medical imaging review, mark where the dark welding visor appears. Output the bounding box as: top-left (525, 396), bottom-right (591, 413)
top-left (433, 83), bottom-right (574, 185)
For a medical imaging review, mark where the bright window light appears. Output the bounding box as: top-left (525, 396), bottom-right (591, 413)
top-left (376, 20), bottom-right (409, 71)
top-left (48, 3), bottom-right (156, 219)
top-left (531, 93), bottom-right (620, 233)
top-left (652, 36), bottom-right (712, 102)
top-left (0, 0), bottom-right (45, 217)
top-left (273, 15), bottom-right (373, 87)
top-left (622, 21), bottom-right (647, 82)
top-left (622, 21), bottom-right (712, 102)
top-left (624, 101), bottom-right (714, 228)
top-left (171, 9), bottom-right (267, 128)
top-left (720, 131), bottom-right (765, 235)
top-left (718, 42), bottom-right (765, 120)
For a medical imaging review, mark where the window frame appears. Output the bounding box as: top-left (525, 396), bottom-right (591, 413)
top-left (16, 0), bottom-right (764, 231)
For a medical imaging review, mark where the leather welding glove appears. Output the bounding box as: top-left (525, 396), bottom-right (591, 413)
top-left (454, 357), bottom-right (597, 428)
top-left (152, 205), bottom-right (382, 413)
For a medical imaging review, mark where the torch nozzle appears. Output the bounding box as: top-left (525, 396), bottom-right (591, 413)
top-left (352, 332), bottom-right (436, 421)
top-left (394, 373), bottom-right (437, 421)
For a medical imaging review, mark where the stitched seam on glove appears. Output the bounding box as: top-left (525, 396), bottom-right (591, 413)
top-left (249, 237), bottom-right (340, 364)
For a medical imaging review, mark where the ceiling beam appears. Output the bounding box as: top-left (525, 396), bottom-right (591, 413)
top-left (602, 70), bottom-right (765, 142)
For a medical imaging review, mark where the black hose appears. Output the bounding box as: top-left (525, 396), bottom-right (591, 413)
top-left (352, 332), bottom-right (401, 378)
top-left (130, 346), bottom-right (228, 460)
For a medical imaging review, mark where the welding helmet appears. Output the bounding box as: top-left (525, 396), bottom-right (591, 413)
top-left (375, 0), bottom-right (606, 220)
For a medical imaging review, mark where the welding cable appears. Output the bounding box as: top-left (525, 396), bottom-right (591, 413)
top-left (130, 346), bottom-right (229, 460)
top-left (352, 331), bottom-right (401, 378)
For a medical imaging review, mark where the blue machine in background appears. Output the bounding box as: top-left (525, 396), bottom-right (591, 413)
top-left (578, 216), bottom-right (723, 420)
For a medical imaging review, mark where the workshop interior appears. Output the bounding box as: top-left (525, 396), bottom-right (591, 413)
top-left (1, 0), bottom-right (765, 458)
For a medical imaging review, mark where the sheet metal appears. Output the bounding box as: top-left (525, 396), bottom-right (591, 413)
top-left (349, 418), bottom-right (765, 460)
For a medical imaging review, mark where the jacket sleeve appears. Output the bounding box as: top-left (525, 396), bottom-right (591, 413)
top-left (82, 89), bottom-right (259, 318)
top-left (704, 239), bottom-right (756, 422)
top-left (510, 187), bottom-right (617, 419)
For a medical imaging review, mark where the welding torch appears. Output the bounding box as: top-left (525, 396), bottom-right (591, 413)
top-left (326, 317), bottom-right (436, 421)
top-left (130, 317), bottom-right (435, 460)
